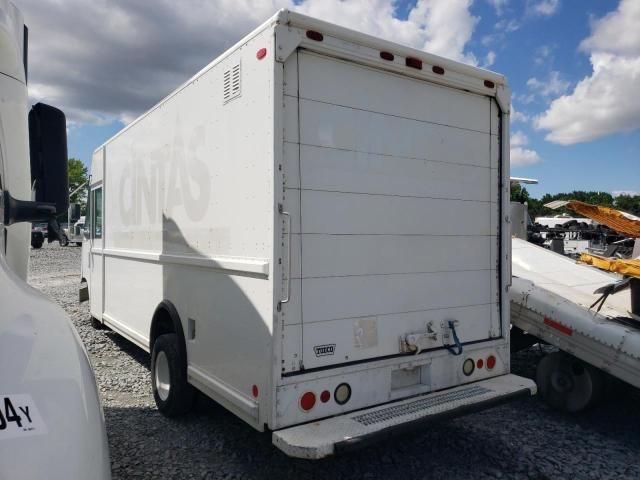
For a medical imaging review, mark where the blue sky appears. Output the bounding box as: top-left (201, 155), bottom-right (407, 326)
top-left (53, 0), bottom-right (639, 199)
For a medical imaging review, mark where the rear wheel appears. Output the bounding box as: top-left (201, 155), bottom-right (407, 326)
top-left (59, 235), bottom-right (69, 247)
top-left (536, 351), bottom-right (604, 412)
top-left (151, 333), bottom-right (195, 417)
top-left (32, 241), bottom-right (43, 249)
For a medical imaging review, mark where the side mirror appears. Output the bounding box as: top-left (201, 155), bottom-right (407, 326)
top-left (1, 103), bottom-right (69, 226)
top-left (29, 103), bottom-right (69, 214)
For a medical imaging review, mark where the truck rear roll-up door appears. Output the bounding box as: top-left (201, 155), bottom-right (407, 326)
top-left (283, 50), bottom-right (501, 372)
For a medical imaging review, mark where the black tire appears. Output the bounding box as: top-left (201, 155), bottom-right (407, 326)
top-left (151, 333), bottom-right (195, 417)
top-left (90, 316), bottom-right (105, 330)
top-left (536, 351), bottom-right (605, 412)
top-left (59, 235), bottom-right (69, 247)
top-left (32, 241), bottom-right (43, 249)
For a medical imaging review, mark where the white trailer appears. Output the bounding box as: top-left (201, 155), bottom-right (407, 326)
top-left (81, 10), bottom-right (535, 458)
top-left (511, 237), bottom-right (640, 411)
top-left (0, 1), bottom-right (110, 478)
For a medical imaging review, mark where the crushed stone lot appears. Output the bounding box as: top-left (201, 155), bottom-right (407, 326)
top-left (29, 243), bottom-right (640, 480)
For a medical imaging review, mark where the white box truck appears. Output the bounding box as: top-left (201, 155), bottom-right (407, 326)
top-left (81, 10), bottom-right (535, 458)
top-left (0, 1), bottom-right (110, 477)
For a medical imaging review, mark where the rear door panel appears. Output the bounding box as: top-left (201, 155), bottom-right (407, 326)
top-left (282, 50), bottom-right (501, 372)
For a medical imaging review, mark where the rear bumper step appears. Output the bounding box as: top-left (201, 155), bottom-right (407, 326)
top-left (272, 374), bottom-right (536, 459)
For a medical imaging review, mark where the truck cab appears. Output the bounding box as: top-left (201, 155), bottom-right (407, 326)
top-left (0, 1), bottom-right (110, 477)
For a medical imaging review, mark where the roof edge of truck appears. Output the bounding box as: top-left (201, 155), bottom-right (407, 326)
top-left (94, 8), bottom-right (508, 155)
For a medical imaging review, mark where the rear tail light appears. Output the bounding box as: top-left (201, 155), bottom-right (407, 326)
top-left (334, 383), bottom-right (351, 405)
top-left (405, 57), bottom-right (423, 70)
top-left (306, 30), bottom-right (323, 42)
top-left (486, 355), bottom-right (497, 370)
top-left (463, 358), bottom-right (475, 376)
top-left (320, 390), bottom-right (331, 403)
top-left (476, 358), bottom-right (484, 369)
top-left (300, 392), bottom-right (316, 411)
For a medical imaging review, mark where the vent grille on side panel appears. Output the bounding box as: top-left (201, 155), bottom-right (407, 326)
top-left (223, 63), bottom-right (241, 104)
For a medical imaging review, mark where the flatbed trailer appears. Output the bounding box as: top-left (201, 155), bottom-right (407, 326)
top-left (511, 237), bottom-right (640, 411)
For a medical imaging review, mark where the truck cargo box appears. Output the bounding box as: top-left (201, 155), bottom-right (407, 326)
top-left (81, 9), bottom-right (535, 458)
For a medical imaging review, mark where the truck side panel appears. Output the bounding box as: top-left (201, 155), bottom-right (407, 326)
top-left (94, 27), bottom-right (277, 428)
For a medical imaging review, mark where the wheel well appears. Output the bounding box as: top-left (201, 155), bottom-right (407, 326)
top-left (150, 301), bottom-right (188, 363)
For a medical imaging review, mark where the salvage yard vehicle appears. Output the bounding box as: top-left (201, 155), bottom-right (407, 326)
top-left (81, 10), bottom-right (535, 458)
top-left (0, 1), bottom-right (111, 478)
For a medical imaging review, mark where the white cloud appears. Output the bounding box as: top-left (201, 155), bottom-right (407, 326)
top-left (496, 18), bottom-right (520, 32)
top-left (526, 71), bottom-right (570, 97)
top-left (483, 51), bottom-right (497, 67)
top-left (531, 0), bottom-right (560, 16)
top-left (510, 131), bottom-right (540, 166)
top-left (511, 147), bottom-right (541, 167)
top-left (511, 131), bottom-right (529, 146)
top-left (511, 104), bottom-right (529, 123)
top-left (534, 45), bottom-right (554, 65)
top-left (613, 190), bottom-right (639, 197)
top-left (535, 0), bottom-right (640, 145)
top-left (21, 0), bottom-right (481, 124)
top-left (486, 0), bottom-right (508, 16)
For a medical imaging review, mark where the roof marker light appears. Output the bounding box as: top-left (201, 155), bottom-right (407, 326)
top-left (256, 48), bottom-right (267, 60)
top-left (406, 57), bottom-right (422, 70)
top-left (306, 30), bottom-right (324, 42)
top-left (380, 51), bottom-right (394, 61)
top-left (484, 80), bottom-right (495, 89)
top-left (432, 65), bottom-right (445, 75)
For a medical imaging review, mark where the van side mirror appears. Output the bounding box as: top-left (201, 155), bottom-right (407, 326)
top-left (1, 103), bottom-right (69, 226)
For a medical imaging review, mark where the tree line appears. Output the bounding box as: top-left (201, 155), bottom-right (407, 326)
top-left (511, 184), bottom-right (640, 219)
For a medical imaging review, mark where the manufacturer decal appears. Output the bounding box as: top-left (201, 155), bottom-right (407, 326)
top-left (0, 394), bottom-right (47, 440)
top-left (313, 344), bottom-right (336, 357)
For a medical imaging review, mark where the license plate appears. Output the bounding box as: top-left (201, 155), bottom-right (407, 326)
top-left (0, 394), bottom-right (47, 440)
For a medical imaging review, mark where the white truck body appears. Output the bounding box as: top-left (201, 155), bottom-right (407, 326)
top-left (0, 1), bottom-right (110, 477)
top-left (82, 10), bottom-right (534, 457)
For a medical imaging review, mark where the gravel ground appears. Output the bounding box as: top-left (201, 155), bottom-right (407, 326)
top-left (29, 243), bottom-right (640, 480)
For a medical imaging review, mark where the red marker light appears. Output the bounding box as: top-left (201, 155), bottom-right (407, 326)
top-left (300, 392), bottom-right (316, 411)
top-left (432, 65), bottom-right (445, 75)
top-left (380, 51), bottom-right (394, 61)
top-left (484, 80), bottom-right (495, 89)
top-left (320, 390), bottom-right (331, 403)
top-left (306, 30), bottom-right (323, 42)
top-left (252, 385), bottom-right (259, 397)
top-left (256, 48), bottom-right (267, 60)
top-left (486, 355), bottom-right (496, 370)
top-left (477, 358), bottom-right (484, 369)
top-left (406, 57), bottom-right (422, 70)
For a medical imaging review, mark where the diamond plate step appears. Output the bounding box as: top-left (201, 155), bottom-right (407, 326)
top-left (272, 374), bottom-right (536, 459)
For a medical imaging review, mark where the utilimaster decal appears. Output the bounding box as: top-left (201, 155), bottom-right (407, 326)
top-left (313, 344), bottom-right (336, 357)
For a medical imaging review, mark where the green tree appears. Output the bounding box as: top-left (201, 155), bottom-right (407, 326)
top-left (614, 194), bottom-right (640, 216)
top-left (68, 158), bottom-right (89, 210)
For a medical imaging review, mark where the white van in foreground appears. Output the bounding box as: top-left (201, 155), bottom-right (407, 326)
top-left (0, 1), bottom-right (110, 477)
top-left (81, 10), bottom-right (535, 458)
